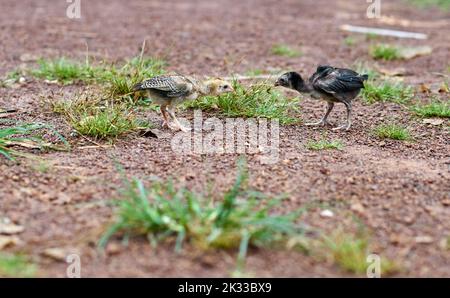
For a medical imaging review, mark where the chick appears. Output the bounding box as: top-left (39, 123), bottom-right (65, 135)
top-left (133, 75), bottom-right (233, 132)
top-left (275, 65), bottom-right (368, 130)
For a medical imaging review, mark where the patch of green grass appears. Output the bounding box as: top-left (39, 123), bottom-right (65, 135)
top-left (306, 139), bottom-right (344, 151)
top-left (50, 90), bottom-right (102, 115)
top-left (0, 253), bottom-right (37, 277)
top-left (407, 0), bottom-right (450, 10)
top-left (101, 56), bottom-right (166, 99)
top-left (0, 122), bottom-right (68, 160)
top-left (31, 57), bottom-right (97, 85)
top-left (321, 231), bottom-right (398, 275)
top-left (73, 108), bottom-right (143, 139)
top-left (373, 123), bottom-right (412, 141)
top-left (362, 81), bottom-right (414, 105)
top-left (29, 56), bottom-right (166, 100)
top-left (5, 70), bottom-right (21, 83)
top-left (1, 70), bottom-right (22, 87)
top-left (344, 36), bottom-right (357, 46)
top-left (370, 44), bottom-right (401, 61)
top-left (184, 81), bottom-right (301, 125)
top-left (51, 94), bottom-right (149, 140)
top-left (6, 70), bottom-right (21, 81)
top-left (366, 33), bottom-right (380, 41)
top-left (411, 100), bottom-right (450, 118)
top-left (353, 61), bottom-right (380, 81)
top-left (322, 232), bottom-right (369, 274)
top-left (271, 44), bottom-right (302, 58)
top-left (100, 159), bottom-right (307, 266)
top-left (356, 61), bottom-right (415, 106)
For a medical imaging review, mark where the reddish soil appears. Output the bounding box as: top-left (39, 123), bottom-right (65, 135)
top-left (0, 0), bottom-right (449, 277)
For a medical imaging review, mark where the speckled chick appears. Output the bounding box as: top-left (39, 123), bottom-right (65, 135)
top-left (134, 75), bottom-right (233, 131)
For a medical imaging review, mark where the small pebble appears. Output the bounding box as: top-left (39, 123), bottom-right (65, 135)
top-left (320, 209), bottom-right (334, 218)
top-left (415, 236), bottom-right (434, 244)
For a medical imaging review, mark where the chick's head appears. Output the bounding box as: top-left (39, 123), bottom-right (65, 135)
top-left (275, 72), bottom-right (302, 89)
top-left (204, 79), bottom-right (234, 95)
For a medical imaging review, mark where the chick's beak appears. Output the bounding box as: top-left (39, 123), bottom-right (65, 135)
top-left (274, 80), bottom-right (280, 87)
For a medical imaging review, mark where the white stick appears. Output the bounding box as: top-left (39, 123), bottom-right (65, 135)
top-left (340, 24), bottom-right (427, 40)
top-left (223, 74), bottom-right (283, 81)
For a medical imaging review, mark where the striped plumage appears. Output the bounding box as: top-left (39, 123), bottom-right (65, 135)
top-left (133, 75), bottom-right (196, 100)
top-left (275, 65), bottom-right (368, 130)
top-left (134, 75), bottom-right (233, 131)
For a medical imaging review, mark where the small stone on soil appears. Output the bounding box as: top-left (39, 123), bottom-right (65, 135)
top-left (320, 209), bottom-right (334, 218)
top-left (414, 236), bottom-right (434, 244)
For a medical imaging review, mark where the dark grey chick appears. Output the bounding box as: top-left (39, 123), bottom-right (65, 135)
top-left (275, 65), bottom-right (368, 130)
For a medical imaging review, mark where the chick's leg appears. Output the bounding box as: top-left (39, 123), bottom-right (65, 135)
top-left (332, 102), bottom-right (352, 131)
top-left (305, 102), bottom-right (334, 126)
top-left (160, 105), bottom-right (169, 128)
top-left (166, 106), bottom-right (190, 132)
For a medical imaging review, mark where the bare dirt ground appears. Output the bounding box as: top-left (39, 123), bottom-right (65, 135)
top-left (0, 0), bottom-right (449, 277)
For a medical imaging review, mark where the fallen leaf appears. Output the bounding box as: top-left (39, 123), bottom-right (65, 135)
top-left (438, 238), bottom-right (449, 250)
top-left (42, 248), bottom-right (68, 262)
top-left (106, 242), bottom-right (122, 255)
top-left (389, 233), bottom-right (409, 245)
top-left (377, 67), bottom-right (407, 77)
top-left (438, 83), bottom-right (449, 93)
top-left (422, 118), bottom-right (444, 126)
top-left (398, 46), bottom-right (432, 60)
top-left (0, 235), bottom-right (21, 250)
top-left (419, 83), bottom-right (431, 93)
top-left (4, 140), bottom-right (46, 149)
top-left (5, 140), bottom-right (62, 151)
top-left (0, 223), bottom-right (25, 235)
